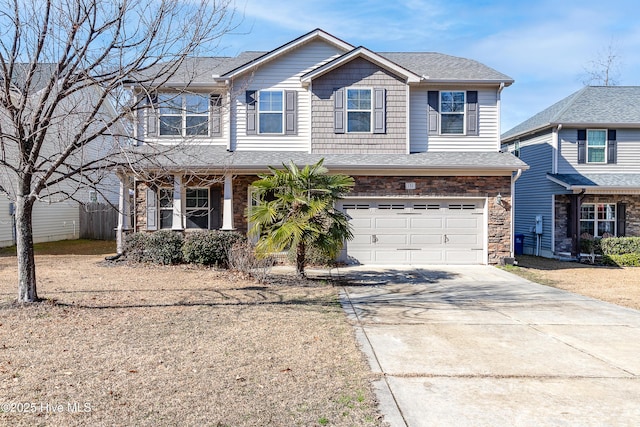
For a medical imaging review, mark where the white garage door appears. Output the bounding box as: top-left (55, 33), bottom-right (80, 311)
top-left (341, 199), bottom-right (485, 265)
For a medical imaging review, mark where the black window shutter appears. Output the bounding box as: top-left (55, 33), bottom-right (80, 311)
top-left (285, 90), bottom-right (297, 135)
top-left (146, 93), bottom-right (158, 137)
top-left (146, 187), bottom-right (158, 231)
top-left (466, 91), bottom-right (478, 136)
top-left (617, 202), bottom-right (626, 236)
top-left (246, 90), bottom-right (257, 135)
top-left (607, 129), bottom-right (617, 164)
top-left (566, 202), bottom-right (573, 238)
top-left (210, 94), bottom-right (222, 137)
top-left (373, 88), bottom-right (386, 134)
top-left (427, 91), bottom-right (439, 135)
top-left (577, 129), bottom-right (586, 164)
top-left (334, 88), bottom-right (345, 134)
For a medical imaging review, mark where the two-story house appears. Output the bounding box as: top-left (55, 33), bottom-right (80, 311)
top-left (501, 86), bottom-right (640, 258)
top-left (117, 29), bottom-right (527, 265)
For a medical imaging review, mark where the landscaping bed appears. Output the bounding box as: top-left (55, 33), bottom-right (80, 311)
top-left (506, 255), bottom-right (640, 310)
top-left (0, 242), bottom-right (382, 426)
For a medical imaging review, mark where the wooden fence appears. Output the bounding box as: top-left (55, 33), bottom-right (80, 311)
top-left (79, 202), bottom-right (118, 240)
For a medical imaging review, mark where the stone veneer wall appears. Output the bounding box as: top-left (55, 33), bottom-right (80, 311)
top-left (349, 175), bottom-right (513, 264)
top-left (554, 194), bottom-right (640, 254)
top-left (134, 174), bottom-right (513, 264)
top-left (310, 57), bottom-right (407, 154)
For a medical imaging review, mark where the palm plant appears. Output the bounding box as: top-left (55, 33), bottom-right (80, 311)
top-left (248, 159), bottom-right (354, 277)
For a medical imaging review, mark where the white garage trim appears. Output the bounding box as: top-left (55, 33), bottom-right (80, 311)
top-left (338, 198), bottom-right (487, 265)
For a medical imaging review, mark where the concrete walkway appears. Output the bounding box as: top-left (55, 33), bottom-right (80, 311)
top-left (337, 265), bottom-right (640, 427)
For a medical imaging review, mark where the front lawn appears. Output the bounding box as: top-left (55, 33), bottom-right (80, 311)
top-left (0, 242), bottom-right (382, 426)
top-left (504, 255), bottom-right (640, 310)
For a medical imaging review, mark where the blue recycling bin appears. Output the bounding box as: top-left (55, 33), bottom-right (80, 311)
top-left (514, 233), bottom-right (524, 255)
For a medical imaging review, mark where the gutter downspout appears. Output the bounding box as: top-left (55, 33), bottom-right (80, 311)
top-left (511, 168), bottom-right (523, 257)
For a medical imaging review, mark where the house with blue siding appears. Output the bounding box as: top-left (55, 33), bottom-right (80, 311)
top-left (501, 86), bottom-right (640, 257)
top-left (119, 29), bottom-right (527, 265)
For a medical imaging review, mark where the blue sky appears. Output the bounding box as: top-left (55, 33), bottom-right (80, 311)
top-left (214, 0), bottom-right (640, 134)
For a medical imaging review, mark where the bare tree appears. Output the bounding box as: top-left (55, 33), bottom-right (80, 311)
top-left (0, 0), bottom-right (238, 303)
top-left (581, 40), bottom-right (621, 86)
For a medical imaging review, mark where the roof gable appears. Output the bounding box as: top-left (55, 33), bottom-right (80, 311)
top-left (301, 46), bottom-right (421, 84)
top-left (220, 28), bottom-right (353, 79)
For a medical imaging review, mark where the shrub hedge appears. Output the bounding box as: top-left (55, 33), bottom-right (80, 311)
top-left (602, 253), bottom-right (640, 267)
top-left (600, 236), bottom-right (640, 256)
top-left (124, 230), bottom-right (245, 267)
top-left (182, 230), bottom-right (245, 266)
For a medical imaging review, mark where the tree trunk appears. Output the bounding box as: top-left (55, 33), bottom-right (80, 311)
top-left (15, 194), bottom-right (38, 303)
top-left (296, 241), bottom-right (306, 278)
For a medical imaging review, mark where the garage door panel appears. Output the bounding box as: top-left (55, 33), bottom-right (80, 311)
top-left (373, 250), bottom-right (410, 263)
top-left (410, 234), bottom-right (443, 245)
top-left (342, 199), bottom-right (486, 265)
top-left (410, 217), bottom-right (444, 229)
top-left (375, 234), bottom-right (409, 245)
top-left (374, 217), bottom-right (408, 229)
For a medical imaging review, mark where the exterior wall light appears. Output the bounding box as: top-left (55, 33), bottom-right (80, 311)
top-left (495, 193), bottom-right (503, 206)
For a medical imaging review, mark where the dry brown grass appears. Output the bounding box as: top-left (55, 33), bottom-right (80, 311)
top-left (506, 255), bottom-right (640, 310)
top-left (0, 242), bottom-right (382, 426)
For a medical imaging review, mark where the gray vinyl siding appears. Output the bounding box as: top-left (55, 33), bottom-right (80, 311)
top-left (513, 131), bottom-right (566, 256)
top-left (0, 199), bottom-right (80, 247)
top-left (558, 128), bottom-right (640, 173)
top-left (410, 87), bottom-right (499, 153)
top-left (310, 57), bottom-right (407, 154)
top-left (231, 39), bottom-right (343, 151)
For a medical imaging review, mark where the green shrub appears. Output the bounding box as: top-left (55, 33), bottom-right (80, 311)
top-left (602, 253), bottom-right (640, 267)
top-left (286, 245), bottom-right (336, 267)
top-left (601, 236), bottom-right (640, 255)
top-left (123, 232), bottom-right (150, 263)
top-left (146, 230), bottom-right (184, 265)
top-left (182, 230), bottom-right (245, 266)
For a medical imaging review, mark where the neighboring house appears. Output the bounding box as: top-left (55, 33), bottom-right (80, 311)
top-left (119, 29), bottom-right (527, 265)
top-left (501, 86), bottom-right (640, 258)
top-left (0, 64), bottom-right (121, 247)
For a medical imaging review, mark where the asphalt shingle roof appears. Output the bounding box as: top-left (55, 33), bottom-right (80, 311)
top-left (130, 145), bottom-right (527, 172)
top-left (502, 86), bottom-right (640, 141)
top-left (549, 173), bottom-right (640, 189)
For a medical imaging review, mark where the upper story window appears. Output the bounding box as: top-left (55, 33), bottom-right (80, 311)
top-left (246, 90), bottom-right (297, 136)
top-left (587, 129), bottom-right (606, 163)
top-left (513, 140), bottom-right (521, 158)
top-left (346, 88), bottom-right (372, 132)
top-left (259, 91), bottom-right (283, 134)
top-left (440, 91), bottom-right (465, 134)
top-left (158, 94), bottom-right (209, 137)
top-left (577, 129), bottom-right (617, 165)
top-left (427, 90), bottom-right (478, 136)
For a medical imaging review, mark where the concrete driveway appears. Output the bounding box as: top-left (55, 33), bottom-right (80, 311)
top-left (337, 265), bottom-right (640, 427)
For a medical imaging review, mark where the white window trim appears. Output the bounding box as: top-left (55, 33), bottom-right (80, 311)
top-left (580, 202), bottom-right (616, 237)
top-left (346, 87), bottom-right (373, 133)
top-left (586, 129), bottom-right (607, 164)
top-left (439, 90), bottom-right (466, 135)
top-left (158, 188), bottom-right (174, 230)
top-left (185, 187), bottom-right (210, 230)
top-left (158, 93), bottom-right (210, 138)
top-left (258, 90), bottom-right (284, 135)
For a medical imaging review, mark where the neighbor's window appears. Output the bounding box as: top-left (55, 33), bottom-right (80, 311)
top-left (440, 91), bottom-right (465, 134)
top-left (347, 88), bottom-right (372, 132)
top-left (159, 188), bottom-right (173, 229)
top-left (185, 188), bottom-right (209, 229)
top-left (580, 203), bottom-right (616, 237)
top-left (587, 129), bottom-right (607, 163)
top-left (259, 91), bottom-right (283, 134)
top-left (158, 93), bottom-right (209, 137)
